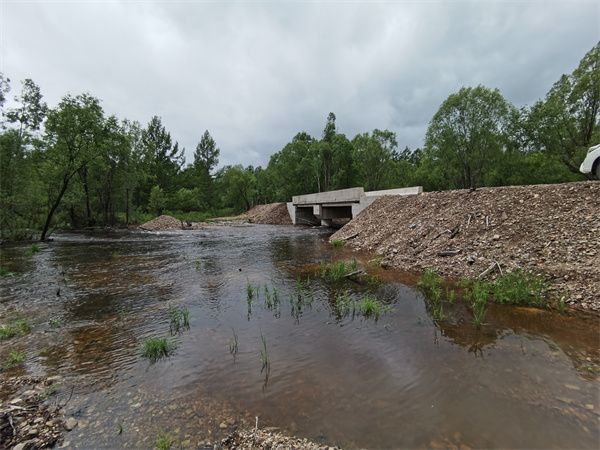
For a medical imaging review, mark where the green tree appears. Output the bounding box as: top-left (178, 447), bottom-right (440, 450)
top-left (221, 165), bottom-right (257, 212)
top-left (141, 116), bottom-right (185, 197)
top-left (527, 42), bottom-right (599, 176)
top-left (423, 85), bottom-right (511, 189)
top-left (352, 129), bottom-right (398, 191)
top-left (38, 93), bottom-right (106, 240)
top-left (194, 130), bottom-right (220, 208)
top-left (265, 132), bottom-right (315, 201)
top-left (0, 78), bottom-right (48, 237)
top-left (148, 185), bottom-right (166, 216)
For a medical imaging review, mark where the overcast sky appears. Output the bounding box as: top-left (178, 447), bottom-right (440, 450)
top-left (2, 0), bottom-right (598, 170)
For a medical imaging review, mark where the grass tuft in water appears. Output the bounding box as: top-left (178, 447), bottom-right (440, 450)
top-left (5, 349), bottom-right (26, 369)
top-left (332, 239), bottom-right (345, 248)
top-left (0, 266), bottom-right (14, 277)
top-left (247, 279), bottom-right (255, 304)
top-left (168, 304), bottom-right (190, 335)
top-left (0, 319), bottom-right (31, 339)
top-left (141, 337), bottom-right (176, 363)
top-left (0, 323), bottom-right (15, 339)
top-left (24, 244), bottom-right (41, 258)
top-left (49, 319), bottom-right (61, 329)
top-left (468, 280), bottom-right (490, 327)
top-left (154, 429), bottom-right (179, 450)
top-left (229, 328), bottom-right (238, 358)
top-left (260, 332), bottom-right (270, 373)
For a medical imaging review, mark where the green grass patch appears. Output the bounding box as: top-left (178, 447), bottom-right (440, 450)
top-left (492, 269), bottom-right (548, 306)
top-left (332, 239), bottom-right (345, 248)
top-left (335, 292), bottom-right (393, 321)
top-left (5, 349), bottom-right (26, 369)
top-left (467, 280), bottom-right (490, 327)
top-left (0, 266), bottom-right (14, 277)
top-left (0, 319), bottom-right (31, 339)
top-left (320, 258), bottom-right (359, 281)
top-left (140, 337), bottom-right (176, 363)
top-left (154, 429), bottom-right (179, 450)
top-left (168, 304), bottom-right (190, 335)
top-left (24, 243), bottom-right (41, 258)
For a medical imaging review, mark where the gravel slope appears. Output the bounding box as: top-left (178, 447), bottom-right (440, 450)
top-left (331, 181), bottom-right (600, 312)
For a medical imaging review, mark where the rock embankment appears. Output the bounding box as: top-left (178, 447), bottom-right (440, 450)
top-left (331, 181), bottom-right (599, 312)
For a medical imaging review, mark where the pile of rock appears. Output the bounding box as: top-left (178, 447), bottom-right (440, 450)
top-left (0, 377), bottom-right (68, 449)
top-left (139, 215), bottom-right (186, 231)
top-left (244, 203), bottom-right (292, 225)
top-left (332, 181), bottom-right (599, 311)
top-left (221, 428), bottom-right (339, 450)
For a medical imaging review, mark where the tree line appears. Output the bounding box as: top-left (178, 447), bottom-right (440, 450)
top-left (0, 43), bottom-right (597, 240)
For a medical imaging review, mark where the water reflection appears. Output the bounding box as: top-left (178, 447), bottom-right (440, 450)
top-left (0, 227), bottom-right (598, 449)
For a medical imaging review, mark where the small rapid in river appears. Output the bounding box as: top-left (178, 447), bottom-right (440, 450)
top-left (1, 225), bottom-right (598, 448)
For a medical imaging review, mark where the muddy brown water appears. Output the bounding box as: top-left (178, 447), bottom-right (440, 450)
top-left (1, 225), bottom-right (598, 449)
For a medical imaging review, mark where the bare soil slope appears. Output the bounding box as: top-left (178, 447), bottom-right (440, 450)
top-left (331, 181), bottom-right (600, 312)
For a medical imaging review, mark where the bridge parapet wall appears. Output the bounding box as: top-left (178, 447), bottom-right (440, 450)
top-left (289, 186), bottom-right (422, 226)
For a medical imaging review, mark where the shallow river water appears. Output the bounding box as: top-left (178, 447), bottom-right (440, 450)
top-left (1, 225), bottom-right (599, 449)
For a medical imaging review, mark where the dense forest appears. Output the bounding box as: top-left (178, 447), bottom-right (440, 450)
top-left (0, 43), bottom-right (598, 240)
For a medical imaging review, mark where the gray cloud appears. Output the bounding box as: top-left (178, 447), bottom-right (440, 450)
top-left (3, 1), bottom-right (598, 169)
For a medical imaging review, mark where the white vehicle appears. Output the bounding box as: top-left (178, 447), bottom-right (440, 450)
top-left (580, 144), bottom-right (600, 179)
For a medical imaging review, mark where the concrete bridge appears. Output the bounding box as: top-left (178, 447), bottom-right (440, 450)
top-left (287, 186), bottom-right (422, 226)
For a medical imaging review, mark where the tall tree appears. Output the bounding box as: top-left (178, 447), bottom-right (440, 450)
top-left (141, 116), bottom-right (185, 197)
top-left (0, 78), bottom-right (47, 237)
top-left (6, 79), bottom-right (48, 138)
top-left (39, 93), bottom-right (106, 240)
top-left (527, 42), bottom-right (600, 175)
top-left (352, 129), bottom-right (398, 191)
top-left (194, 130), bottom-right (220, 208)
top-left (423, 85), bottom-right (510, 189)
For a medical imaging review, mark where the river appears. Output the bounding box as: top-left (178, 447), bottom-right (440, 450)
top-left (1, 225), bottom-right (598, 448)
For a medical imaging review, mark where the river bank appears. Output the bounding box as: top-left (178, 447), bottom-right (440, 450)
top-left (330, 181), bottom-right (599, 312)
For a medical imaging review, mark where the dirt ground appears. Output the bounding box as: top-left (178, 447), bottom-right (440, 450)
top-left (331, 181), bottom-right (600, 312)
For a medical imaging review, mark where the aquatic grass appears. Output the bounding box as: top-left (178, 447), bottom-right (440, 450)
top-left (15, 319), bottom-right (30, 334)
top-left (247, 279), bottom-right (255, 303)
top-left (334, 292), bottom-right (392, 321)
top-left (24, 243), bottom-right (40, 258)
top-left (5, 349), bottom-right (26, 369)
top-left (229, 328), bottom-right (238, 359)
top-left (447, 288), bottom-right (455, 304)
top-left (113, 251), bottom-right (122, 258)
top-left (0, 266), bottom-right (13, 277)
top-left (492, 269), bottom-right (547, 306)
top-left (0, 323), bottom-right (15, 339)
top-left (168, 304), bottom-right (190, 335)
top-left (418, 268), bottom-right (443, 293)
top-left (332, 239), bottom-right (345, 248)
top-left (38, 384), bottom-right (57, 400)
top-left (0, 319), bottom-right (31, 339)
top-left (140, 337), bottom-right (176, 363)
top-left (468, 280), bottom-right (490, 328)
top-left (260, 332), bottom-right (270, 373)
top-left (155, 430), bottom-right (178, 450)
top-left (49, 319), bottom-right (61, 329)
top-left (265, 285), bottom-right (273, 309)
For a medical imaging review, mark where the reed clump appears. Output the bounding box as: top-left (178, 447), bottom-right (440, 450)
top-left (141, 337), bottom-right (176, 362)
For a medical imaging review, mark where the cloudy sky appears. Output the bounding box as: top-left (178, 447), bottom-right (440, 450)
top-left (2, 0), bottom-right (598, 169)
